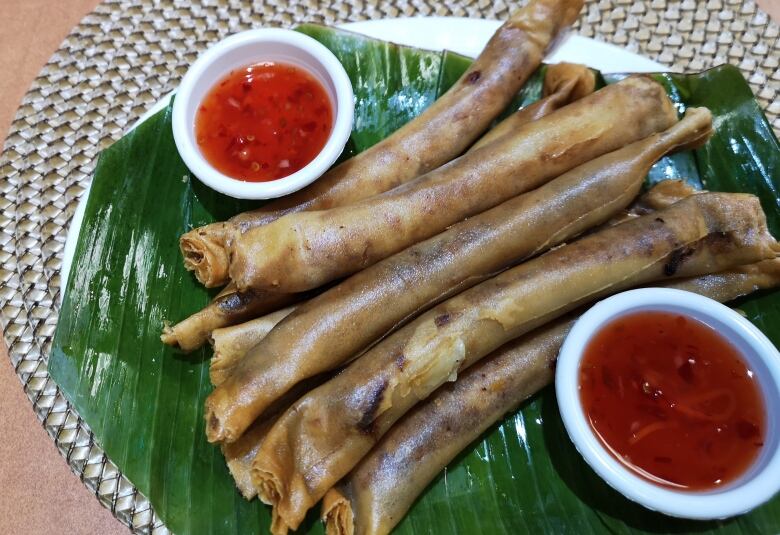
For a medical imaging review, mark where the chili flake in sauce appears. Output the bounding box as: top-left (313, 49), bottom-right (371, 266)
top-left (196, 61), bottom-right (333, 182)
top-left (579, 310), bottom-right (765, 491)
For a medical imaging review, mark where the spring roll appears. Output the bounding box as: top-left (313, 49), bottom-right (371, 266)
top-left (220, 177), bottom-right (700, 501)
top-left (180, 0), bottom-right (585, 288)
top-left (166, 62), bottom-right (596, 351)
top-left (250, 192), bottom-right (779, 533)
top-left (221, 371), bottom-right (331, 500)
top-left (322, 258), bottom-right (780, 535)
top-left (160, 286), bottom-right (299, 352)
top-left (469, 62), bottom-right (595, 151)
top-left (205, 109), bottom-right (712, 444)
top-left (228, 76), bottom-right (679, 293)
top-left (223, 417), bottom-right (277, 500)
top-left (209, 306), bottom-right (297, 386)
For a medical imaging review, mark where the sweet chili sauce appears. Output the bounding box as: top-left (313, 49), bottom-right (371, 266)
top-left (579, 310), bottom-right (765, 491)
top-left (195, 61), bottom-right (333, 182)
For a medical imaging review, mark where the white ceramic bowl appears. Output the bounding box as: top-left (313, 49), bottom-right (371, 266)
top-left (172, 28), bottom-right (354, 199)
top-left (556, 287), bottom-right (780, 520)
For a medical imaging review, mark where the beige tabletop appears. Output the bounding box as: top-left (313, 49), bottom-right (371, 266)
top-left (1, 1), bottom-right (779, 534)
top-left (0, 5), bottom-right (125, 535)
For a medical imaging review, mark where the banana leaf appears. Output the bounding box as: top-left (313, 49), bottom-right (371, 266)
top-left (49, 23), bottom-right (780, 535)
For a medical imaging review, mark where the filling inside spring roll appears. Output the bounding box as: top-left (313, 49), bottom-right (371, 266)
top-left (165, 61), bottom-right (597, 352)
top-left (180, 0), bottom-right (585, 288)
top-left (322, 258), bottom-right (780, 535)
top-left (250, 192), bottom-right (779, 532)
top-left (228, 76), bottom-right (679, 294)
top-left (205, 108), bottom-right (711, 444)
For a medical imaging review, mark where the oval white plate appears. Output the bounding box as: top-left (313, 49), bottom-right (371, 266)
top-left (60, 17), bottom-right (666, 300)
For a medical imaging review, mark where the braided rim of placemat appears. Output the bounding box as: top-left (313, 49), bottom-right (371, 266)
top-left (0, 0), bottom-right (777, 533)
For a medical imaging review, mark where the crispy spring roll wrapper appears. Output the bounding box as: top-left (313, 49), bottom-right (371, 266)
top-left (222, 372), bottom-right (332, 500)
top-left (665, 258), bottom-right (780, 302)
top-left (470, 62), bottom-right (595, 151)
top-left (160, 286), bottom-right (299, 352)
top-left (168, 63), bottom-right (596, 352)
top-left (229, 76), bottom-right (679, 293)
top-left (613, 179), bottom-right (700, 224)
top-left (322, 258), bottom-right (780, 535)
top-left (210, 306), bottom-right (297, 387)
top-left (180, 0), bottom-right (585, 288)
top-left (250, 192), bottom-right (780, 533)
top-left (223, 417), bottom-right (277, 500)
top-left (205, 109), bottom-right (711, 444)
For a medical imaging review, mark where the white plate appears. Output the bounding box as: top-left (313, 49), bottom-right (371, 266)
top-left (60, 17), bottom-right (667, 300)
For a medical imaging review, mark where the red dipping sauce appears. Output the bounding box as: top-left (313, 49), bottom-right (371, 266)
top-left (195, 61), bottom-right (333, 182)
top-left (579, 310), bottom-right (765, 491)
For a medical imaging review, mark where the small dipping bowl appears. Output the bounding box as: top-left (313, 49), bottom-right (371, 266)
top-left (556, 288), bottom-right (780, 520)
top-left (172, 28), bottom-right (354, 199)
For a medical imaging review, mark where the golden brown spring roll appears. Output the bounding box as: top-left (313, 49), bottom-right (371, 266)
top-left (205, 109), bottom-right (711, 444)
top-left (167, 62), bottom-right (596, 351)
top-left (221, 372), bottom-right (332, 500)
top-left (222, 417), bottom-right (277, 500)
top-left (160, 286), bottom-right (299, 352)
top-left (322, 258), bottom-right (780, 535)
top-left (605, 179), bottom-right (700, 227)
top-left (209, 306), bottom-right (297, 386)
top-left (228, 76), bottom-right (679, 293)
top-left (470, 62), bottom-right (595, 151)
top-left (181, 0), bottom-right (585, 288)
top-left (250, 192), bottom-right (779, 533)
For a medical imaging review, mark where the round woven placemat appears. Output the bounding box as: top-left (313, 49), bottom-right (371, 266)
top-left (1, 0), bottom-right (778, 533)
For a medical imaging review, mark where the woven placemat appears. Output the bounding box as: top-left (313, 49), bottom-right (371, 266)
top-left (1, 0), bottom-right (778, 533)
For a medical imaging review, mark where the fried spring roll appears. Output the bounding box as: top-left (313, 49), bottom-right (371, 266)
top-left (469, 62), bottom-right (595, 151)
top-left (322, 258), bottom-right (780, 535)
top-left (229, 76), bottom-right (679, 293)
top-left (250, 193), bottom-right (779, 533)
top-left (209, 306), bottom-right (297, 386)
top-left (205, 109), bottom-right (712, 444)
top-left (160, 286), bottom-right (299, 352)
top-left (166, 62), bottom-right (596, 351)
top-left (180, 0), bottom-right (585, 288)
top-left (222, 417), bottom-right (277, 500)
top-left (221, 372), bottom-right (331, 500)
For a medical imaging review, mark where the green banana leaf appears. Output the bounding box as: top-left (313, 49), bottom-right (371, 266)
top-left (49, 23), bottom-right (780, 535)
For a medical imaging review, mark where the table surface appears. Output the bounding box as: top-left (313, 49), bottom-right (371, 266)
top-left (0, 1), bottom-right (778, 534)
top-left (0, 4), bottom-right (126, 534)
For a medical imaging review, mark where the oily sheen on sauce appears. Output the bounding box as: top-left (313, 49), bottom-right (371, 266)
top-left (579, 310), bottom-right (765, 491)
top-left (195, 61), bottom-right (333, 182)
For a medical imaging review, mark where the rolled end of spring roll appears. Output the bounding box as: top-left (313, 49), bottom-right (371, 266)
top-left (203, 106), bottom-right (712, 446)
top-left (222, 418), bottom-right (277, 500)
top-left (179, 0), bottom-right (585, 289)
top-left (180, 222), bottom-right (232, 289)
top-left (321, 258), bottom-right (780, 535)
top-left (209, 306), bottom-right (297, 386)
top-left (249, 191), bottom-right (779, 532)
top-left (227, 76), bottom-right (679, 294)
top-left (160, 287), bottom-right (298, 352)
